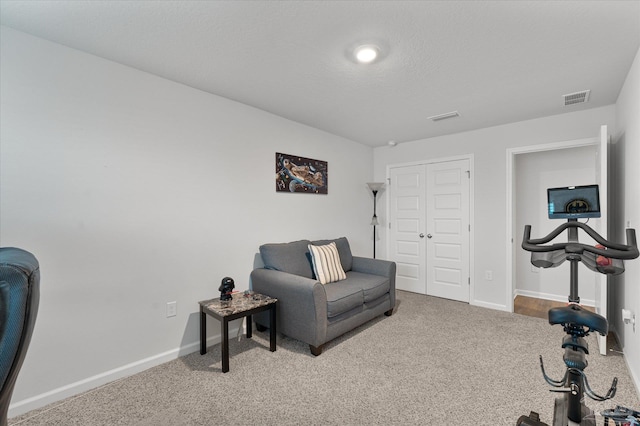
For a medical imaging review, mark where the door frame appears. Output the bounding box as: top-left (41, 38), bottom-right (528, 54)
top-left (505, 137), bottom-right (600, 313)
top-left (386, 154), bottom-right (475, 303)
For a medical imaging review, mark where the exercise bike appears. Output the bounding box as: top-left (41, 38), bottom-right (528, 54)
top-left (517, 185), bottom-right (639, 426)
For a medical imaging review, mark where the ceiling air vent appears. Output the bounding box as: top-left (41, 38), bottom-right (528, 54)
top-left (563, 90), bottom-right (590, 106)
top-left (428, 111), bottom-right (460, 122)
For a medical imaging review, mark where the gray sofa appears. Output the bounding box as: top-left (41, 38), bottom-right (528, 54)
top-left (250, 237), bottom-right (396, 356)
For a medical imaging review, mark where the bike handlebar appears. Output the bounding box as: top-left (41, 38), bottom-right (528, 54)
top-left (522, 222), bottom-right (639, 260)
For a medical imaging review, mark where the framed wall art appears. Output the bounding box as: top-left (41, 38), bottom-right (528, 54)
top-left (275, 152), bottom-right (328, 194)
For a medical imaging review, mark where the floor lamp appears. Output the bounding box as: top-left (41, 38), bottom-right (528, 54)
top-left (367, 182), bottom-right (385, 258)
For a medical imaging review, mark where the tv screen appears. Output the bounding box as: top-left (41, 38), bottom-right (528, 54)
top-left (547, 185), bottom-right (601, 219)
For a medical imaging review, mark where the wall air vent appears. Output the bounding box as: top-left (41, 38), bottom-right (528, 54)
top-left (563, 90), bottom-right (590, 106)
top-left (428, 111), bottom-right (460, 122)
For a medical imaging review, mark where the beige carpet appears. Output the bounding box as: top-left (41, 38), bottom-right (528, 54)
top-left (9, 291), bottom-right (640, 425)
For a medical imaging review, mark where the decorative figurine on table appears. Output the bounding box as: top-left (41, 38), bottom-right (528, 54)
top-left (219, 277), bottom-right (235, 301)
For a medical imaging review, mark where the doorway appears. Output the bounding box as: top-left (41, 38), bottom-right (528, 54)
top-left (387, 156), bottom-right (473, 303)
top-left (506, 126), bottom-right (609, 354)
top-left (514, 145), bottom-right (598, 305)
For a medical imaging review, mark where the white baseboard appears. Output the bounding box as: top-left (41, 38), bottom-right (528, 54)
top-left (471, 299), bottom-right (510, 312)
top-left (624, 348), bottom-right (640, 401)
top-left (513, 289), bottom-right (595, 307)
top-left (609, 328), bottom-right (640, 400)
top-left (8, 325), bottom-right (243, 418)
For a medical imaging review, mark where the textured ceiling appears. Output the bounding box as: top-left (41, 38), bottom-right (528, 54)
top-left (1, 1), bottom-right (639, 147)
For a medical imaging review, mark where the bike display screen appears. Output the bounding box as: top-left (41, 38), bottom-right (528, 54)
top-left (547, 185), bottom-right (601, 219)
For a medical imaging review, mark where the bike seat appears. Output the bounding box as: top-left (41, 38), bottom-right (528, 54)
top-left (548, 305), bottom-right (608, 336)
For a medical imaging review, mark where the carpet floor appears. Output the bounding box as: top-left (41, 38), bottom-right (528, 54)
top-left (9, 291), bottom-right (640, 425)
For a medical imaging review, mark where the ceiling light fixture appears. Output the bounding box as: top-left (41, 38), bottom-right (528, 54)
top-left (354, 45), bottom-right (379, 64)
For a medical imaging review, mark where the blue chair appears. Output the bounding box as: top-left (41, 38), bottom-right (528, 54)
top-left (0, 248), bottom-right (40, 426)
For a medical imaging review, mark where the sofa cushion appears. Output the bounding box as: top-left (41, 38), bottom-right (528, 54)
top-left (323, 280), bottom-right (364, 318)
top-left (308, 242), bottom-right (346, 284)
top-left (311, 237), bottom-right (353, 272)
top-left (259, 240), bottom-right (314, 279)
top-left (346, 271), bottom-right (390, 302)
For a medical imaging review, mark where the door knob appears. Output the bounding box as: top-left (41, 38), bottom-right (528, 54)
top-left (427, 234), bottom-right (433, 239)
top-left (419, 233), bottom-right (425, 238)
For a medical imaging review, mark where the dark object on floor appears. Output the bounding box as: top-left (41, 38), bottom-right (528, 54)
top-left (601, 405), bottom-right (640, 425)
top-left (0, 248), bottom-right (41, 426)
top-left (516, 411), bottom-right (549, 426)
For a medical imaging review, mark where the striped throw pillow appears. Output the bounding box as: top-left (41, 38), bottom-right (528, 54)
top-left (308, 242), bottom-right (347, 284)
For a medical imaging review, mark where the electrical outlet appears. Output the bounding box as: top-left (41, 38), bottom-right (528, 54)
top-left (485, 270), bottom-right (493, 281)
top-left (166, 301), bottom-right (177, 318)
top-left (622, 308), bottom-right (636, 332)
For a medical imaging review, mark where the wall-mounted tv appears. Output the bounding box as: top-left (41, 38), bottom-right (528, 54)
top-left (547, 185), bottom-right (601, 219)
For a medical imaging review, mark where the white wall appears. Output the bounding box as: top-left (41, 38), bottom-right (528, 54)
top-left (0, 26), bottom-right (374, 415)
top-left (374, 105), bottom-right (616, 310)
top-left (514, 146), bottom-right (598, 304)
top-left (612, 45), bottom-right (640, 394)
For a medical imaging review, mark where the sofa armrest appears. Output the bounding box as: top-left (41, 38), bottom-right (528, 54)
top-left (351, 256), bottom-right (395, 278)
top-left (351, 256), bottom-right (396, 310)
top-left (250, 268), bottom-right (328, 347)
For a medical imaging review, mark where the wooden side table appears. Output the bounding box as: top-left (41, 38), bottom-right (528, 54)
top-left (199, 292), bottom-right (277, 373)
